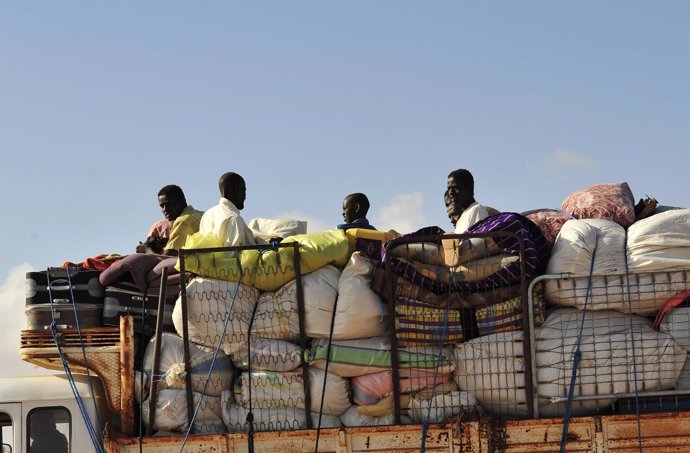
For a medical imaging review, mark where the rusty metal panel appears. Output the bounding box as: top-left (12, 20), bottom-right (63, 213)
top-left (501, 416), bottom-right (596, 453)
top-left (601, 412), bottom-right (690, 452)
top-left (110, 433), bottom-right (229, 453)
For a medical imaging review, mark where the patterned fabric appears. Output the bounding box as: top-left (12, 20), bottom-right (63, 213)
top-left (394, 297), bottom-right (464, 346)
top-left (475, 295), bottom-right (544, 336)
top-left (522, 208), bottom-right (574, 250)
top-left (148, 218), bottom-right (173, 238)
top-left (560, 182), bottom-right (636, 228)
top-left (387, 213), bottom-right (549, 294)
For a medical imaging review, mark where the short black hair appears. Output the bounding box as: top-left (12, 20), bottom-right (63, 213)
top-left (346, 193), bottom-right (370, 213)
top-left (158, 185), bottom-right (186, 204)
top-left (448, 168), bottom-right (474, 192)
top-left (219, 172), bottom-right (245, 193)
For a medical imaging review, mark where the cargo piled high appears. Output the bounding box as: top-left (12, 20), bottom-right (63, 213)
top-left (8, 183), bottom-right (690, 453)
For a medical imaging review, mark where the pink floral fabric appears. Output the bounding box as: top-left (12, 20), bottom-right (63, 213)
top-left (560, 182), bottom-right (636, 228)
top-left (523, 209), bottom-right (574, 250)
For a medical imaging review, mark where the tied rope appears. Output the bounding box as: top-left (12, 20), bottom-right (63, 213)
top-left (244, 238), bottom-right (283, 453)
top-left (47, 270), bottom-right (107, 453)
top-left (559, 247), bottom-right (597, 453)
top-left (177, 259), bottom-right (245, 453)
top-left (64, 267), bottom-right (104, 442)
top-left (622, 230), bottom-right (644, 453)
top-left (313, 272), bottom-right (340, 453)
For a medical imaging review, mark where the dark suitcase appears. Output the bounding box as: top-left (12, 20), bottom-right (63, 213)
top-left (102, 282), bottom-right (178, 336)
top-left (25, 303), bottom-right (103, 330)
top-left (26, 268), bottom-right (104, 306)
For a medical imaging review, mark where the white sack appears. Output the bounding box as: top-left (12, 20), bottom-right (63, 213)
top-left (235, 367), bottom-right (351, 416)
top-left (248, 218), bottom-right (308, 243)
top-left (408, 390), bottom-right (478, 424)
top-left (658, 306), bottom-right (690, 351)
top-left (536, 309), bottom-right (686, 417)
top-left (248, 265), bottom-right (341, 341)
top-left (453, 309), bottom-right (687, 418)
top-left (306, 253), bottom-right (387, 340)
top-left (452, 331), bottom-right (528, 417)
top-left (142, 389), bottom-right (225, 434)
top-left (627, 209), bottom-right (690, 270)
top-left (230, 339), bottom-right (302, 372)
top-left (172, 277), bottom-right (260, 355)
top-left (222, 395), bottom-right (341, 432)
top-left (143, 332), bottom-right (234, 397)
top-left (339, 406), bottom-right (405, 427)
top-left (676, 359), bottom-right (690, 390)
top-left (544, 213), bottom-right (690, 315)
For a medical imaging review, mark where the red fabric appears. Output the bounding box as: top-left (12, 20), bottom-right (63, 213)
top-left (653, 290), bottom-right (690, 330)
top-left (63, 253), bottom-right (125, 271)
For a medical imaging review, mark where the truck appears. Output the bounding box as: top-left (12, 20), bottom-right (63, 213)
top-left (3, 212), bottom-right (690, 453)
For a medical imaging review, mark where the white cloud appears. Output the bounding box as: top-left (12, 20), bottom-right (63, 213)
top-left (0, 263), bottom-right (53, 377)
top-left (527, 148), bottom-right (596, 175)
top-left (273, 210), bottom-right (331, 234)
top-left (373, 192), bottom-right (429, 234)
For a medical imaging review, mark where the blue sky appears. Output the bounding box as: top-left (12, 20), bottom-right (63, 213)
top-left (1, 1), bottom-right (688, 376)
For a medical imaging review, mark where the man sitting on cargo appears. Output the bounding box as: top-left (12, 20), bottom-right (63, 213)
top-left (157, 184), bottom-right (204, 256)
top-left (199, 172), bottom-right (256, 247)
top-left (447, 168), bottom-right (492, 233)
top-left (337, 192), bottom-right (376, 230)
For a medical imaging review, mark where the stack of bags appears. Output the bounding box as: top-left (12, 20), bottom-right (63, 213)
top-left (303, 253), bottom-right (476, 426)
top-left (140, 333), bottom-right (232, 434)
top-left (171, 229), bottom-right (390, 432)
top-left (452, 183), bottom-right (690, 418)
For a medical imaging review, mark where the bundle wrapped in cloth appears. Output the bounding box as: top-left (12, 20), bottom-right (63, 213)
top-left (175, 229), bottom-right (350, 291)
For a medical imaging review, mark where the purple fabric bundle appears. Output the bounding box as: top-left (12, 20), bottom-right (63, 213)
top-left (387, 213), bottom-right (549, 294)
top-left (99, 254), bottom-right (180, 291)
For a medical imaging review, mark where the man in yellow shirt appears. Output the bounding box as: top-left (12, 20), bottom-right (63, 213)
top-left (157, 185), bottom-right (204, 256)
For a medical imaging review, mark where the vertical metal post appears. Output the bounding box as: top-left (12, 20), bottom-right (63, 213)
top-left (294, 243), bottom-right (313, 429)
top-left (146, 266), bottom-right (169, 435)
top-left (120, 314), bottom-right (135, 436)
top-left (517, 235), bottom-right (535, 418)
top-left (179, 251), bottom-right (195, 434)
top-left (385, 240), bottom-right (402, 425)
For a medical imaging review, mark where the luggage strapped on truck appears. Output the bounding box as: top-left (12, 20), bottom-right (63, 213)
top-left (47, 267), bottom-right (107, 453)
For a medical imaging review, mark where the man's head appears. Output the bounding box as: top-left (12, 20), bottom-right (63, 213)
top-left (342, 193), bottom-right (370, 223)
top-left (447, 168), bottom-right (476, 214)
top-left (219, 172), bottom-right (247, 210)
top-left (444, 189), bottom-right (459, 227)
top-left (157, 185), bottom-right (187, 221)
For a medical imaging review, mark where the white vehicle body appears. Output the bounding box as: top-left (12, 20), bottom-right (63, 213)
top-left (0, 375), bottom-right (107, 453)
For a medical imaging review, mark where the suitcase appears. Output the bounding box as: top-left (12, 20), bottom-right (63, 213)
top-left (25, 303), bottom-right (103, 330)
top-left (102, 282), bottom-right (178, 336)
top-left (26, 268), bottom-right (104, 306)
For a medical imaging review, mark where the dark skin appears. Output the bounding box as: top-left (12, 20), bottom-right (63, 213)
top-left (219, 173), bottom-right (247, 210)
top-left (158, 194), bottom-right (186, 222)
top-left (342, 194), bottom-right (369, 223)
top-left (136, 193), bottom-right (188, 256)
top-left (444, 189), bottom-right (460, 227)
top-left (160, 194), bottom-right (187, 256)
top-left (447, 174), bottom-right (475, 220)
top-left (342, 196), bottom-right (360, 223)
